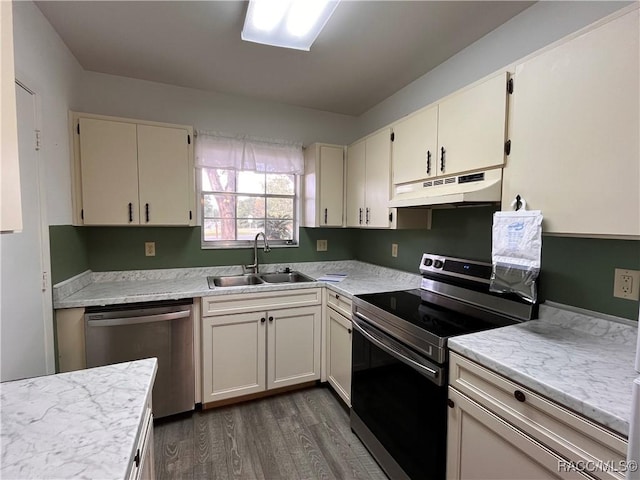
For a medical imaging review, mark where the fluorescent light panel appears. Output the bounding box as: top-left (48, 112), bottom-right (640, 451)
top-left (242, 0), bottom-right (340, 51)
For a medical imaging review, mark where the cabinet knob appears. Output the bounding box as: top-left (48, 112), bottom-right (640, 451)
top-left (260, 317), bottom-right (266, 323)
top-left (447, 399), bottom-right (455, 408)
top-left (347, 328), bottom-right (352, 334)
top-left (268, 316), bottom-right (274, 322)
top-left (514, 390), bottom-right (526, 402)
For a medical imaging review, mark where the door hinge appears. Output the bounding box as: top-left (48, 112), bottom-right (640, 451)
top-left (187, 134), bottom-right (191, 145)
top-left (504, 139), bottom-right (512, 155)
top-left (34, 130), bottom-right (41, 151)
top-left (77, 123), bottom-right (80, 134)
top-left (81, 209), bottom-right (84, 220)
top-left (41, 271), bottom-right (48, 292)
top-left (507, 78), bottom-right (514, 94)
top-left (189, 210), bottom-right (192, 220)
top-left (390, 132), bottom-right (395, 142)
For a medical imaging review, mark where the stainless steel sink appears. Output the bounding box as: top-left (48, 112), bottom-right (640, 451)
top-left (207, 275), bottom-right (264, 288)
top-left (259, 272), bottom-right (314, 283)
top-left (207, 271), bottom-right (314, 288)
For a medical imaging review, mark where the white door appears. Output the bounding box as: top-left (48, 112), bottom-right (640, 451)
top-left (0, 83), bottom-right (54, 381)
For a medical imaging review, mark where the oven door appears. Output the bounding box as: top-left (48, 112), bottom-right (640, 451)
top-left (351, 313), bottom-right (447, 480)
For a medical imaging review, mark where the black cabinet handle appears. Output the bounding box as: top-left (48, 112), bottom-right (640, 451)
top-left (347, 328), bottom-right (352, 334)
top-left (365, 208), bottom-right (370, 224)
top-left (134, 449), bottom-right (140, 467)
top-left (128, 203), bottom-right (133, 223)
top-left (426, 150), bottom-right (431, 174)
top-left (324, 208), bottom-right (328, 224)
top-left (440, 147), bottom-right (445, 173)
top-left (514, 390), bottom-right (526, 402)
top-left (447, 399), bottom-right (455, 408)
top-left (358, 208), bottom-right (363, 225)
top-left (260, 317), bottom-right (266, 323)
top-left (145, 203), bottom-right (150, 223)
top-left (268, 316), bottom-right (274, 322)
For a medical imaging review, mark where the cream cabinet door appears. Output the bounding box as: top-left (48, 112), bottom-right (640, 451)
top-left (202, 312), bottom-right (266, 402)
top-left (447, 388), bottom-right (594, 480)
top-left (437, 72), bottom-right (508, 177)
top-left (364, 129), bottom-right (392, 228)
top-left (318, 145), bottom-right (344, 226)
top-left (502, 9), bottom-right (639, 236)
top-left (392, 105), bottom-right (438, 185)
top-left (346, 140), bottom-right (366, 227)
top-left (137, 125), bottom-right (192, 225)
top-left (327, 308), bottom-right (352, 406)
top-left (79, 118), bottom-right (139, 225)
top-left (267, 305), bottom-right (321, 390)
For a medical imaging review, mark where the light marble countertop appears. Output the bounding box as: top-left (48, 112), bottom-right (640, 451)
top-left (53, 260), bottom-right (423, 308)
top-left (449, 304), bottom-right (638, 438)
top-left (1, 358), bottom-right (157, 480)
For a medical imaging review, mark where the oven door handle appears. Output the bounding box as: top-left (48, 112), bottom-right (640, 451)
top-left (352, 314), bottom-right (442, 384)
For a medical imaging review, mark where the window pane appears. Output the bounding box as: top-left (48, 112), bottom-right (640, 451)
top-left (266, 219), bottom-right (293, 241)
top-left (204, 168), bottom-right (235, 192)
top-left (237, 195), bottom-right (265, 219)
top-left (237, 219), bottom-right (265, 240)
top-left (204, 219), bottom-right (237, 241)
top-left (204, 194), bottom-right (236, 219)
top-left (237, 171), bottom-right (265, 194)
top-left (266, 174), bottom-right (295, 195)
top-left (267, 198), bottom-right (293, 219)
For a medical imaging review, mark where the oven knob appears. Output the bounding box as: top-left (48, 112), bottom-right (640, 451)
top-left (423, 258), bottom-right (433, 267)
top-left (433, 260), bottom-right (444, 269)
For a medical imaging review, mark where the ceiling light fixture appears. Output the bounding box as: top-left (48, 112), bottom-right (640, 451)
top-left (242, 0), bottom-right (340, 51)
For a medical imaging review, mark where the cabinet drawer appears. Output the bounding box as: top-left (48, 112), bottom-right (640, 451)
top-left (449, 353), bottom-right (627, 480)
top-left (202, 288), bottom-right (321, 316)
top-left (326, 289), bottom-right (352, 318)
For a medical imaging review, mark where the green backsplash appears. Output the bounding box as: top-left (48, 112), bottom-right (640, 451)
top-left (50, 210), bottom-right (639, 320)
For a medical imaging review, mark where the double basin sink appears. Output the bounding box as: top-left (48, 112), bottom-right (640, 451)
top-left (207, 271), bottom-right (314, 288)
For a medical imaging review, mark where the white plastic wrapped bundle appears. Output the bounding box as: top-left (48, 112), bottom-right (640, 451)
top-left (490, 209), bottom-right (543, 303)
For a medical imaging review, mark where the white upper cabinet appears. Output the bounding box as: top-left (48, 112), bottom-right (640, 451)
top-left (437, 72), bottom-right (508, 177)
top-left (1, 1), bottom-right (22, 232)
top-left (303, 143), bottom-right (345, 227)
top-left (346, 129), bottom-right (392, 228)
top-left (72, 112), bottom-right (195, 226)
top-left (502, 8), bottom-right (639, 237)
top-left (391, 72), bottom-right (508, 185)
top-left (392, 105), bottom-right (438, 184)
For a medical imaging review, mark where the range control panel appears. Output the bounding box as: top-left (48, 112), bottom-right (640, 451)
top-left (418, 253), bottom-right (492, 283)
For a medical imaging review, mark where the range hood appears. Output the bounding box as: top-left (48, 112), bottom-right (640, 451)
top-left (389, 168), bottom-right (502, 208)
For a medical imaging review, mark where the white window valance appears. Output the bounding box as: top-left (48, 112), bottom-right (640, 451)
top-left (195, 130), bottom-right (304, 175)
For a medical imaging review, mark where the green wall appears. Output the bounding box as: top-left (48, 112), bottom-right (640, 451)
top-left (50, 211), bottom-right (640, 320)
top-left (50, 226), bottom-right (354, 283)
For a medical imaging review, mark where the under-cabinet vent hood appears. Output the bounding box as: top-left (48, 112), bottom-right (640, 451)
top-left (389, 168), bottom-right (502, 208)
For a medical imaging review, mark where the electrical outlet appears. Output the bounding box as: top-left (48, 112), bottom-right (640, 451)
top-left (392, 243), bottom-right (398, 258)
top-left (613, 268), bottom-right (640, 300)
top-left (145, 242), bottom-right (156, 257)
top-left (316, 240), bottom-right (328, 252)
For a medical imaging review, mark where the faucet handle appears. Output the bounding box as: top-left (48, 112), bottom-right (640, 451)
top-left (242, 264), bottom-right (256, 274)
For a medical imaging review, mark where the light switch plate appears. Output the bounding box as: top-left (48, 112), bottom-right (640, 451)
top-left (316, 240), bottom-right (327, 252)
top-left (391, 243), bottom-right (398, 257)
top-left (613, 268), bottom-right (640, 300)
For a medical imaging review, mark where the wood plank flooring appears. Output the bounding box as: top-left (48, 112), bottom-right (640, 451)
top-left (154, 386), bottom-right (388, 480)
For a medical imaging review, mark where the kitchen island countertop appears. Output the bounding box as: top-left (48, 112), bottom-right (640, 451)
top-left (1, 358), bottom-right (157, 480)
top-left (449, 304), bottom-right (638, 438)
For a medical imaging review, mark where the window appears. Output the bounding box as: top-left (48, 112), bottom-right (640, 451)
top-left (200, 168), bottom-right (298, 247)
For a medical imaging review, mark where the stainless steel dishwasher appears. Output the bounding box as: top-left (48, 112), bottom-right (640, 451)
top-left (85, 299), bottom-right (194, 418)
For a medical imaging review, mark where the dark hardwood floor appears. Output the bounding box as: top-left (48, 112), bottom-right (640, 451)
top-left (154, 386), bottom-right (388, 480)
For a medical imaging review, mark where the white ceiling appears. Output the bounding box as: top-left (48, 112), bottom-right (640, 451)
top-left (36, 1), bottom-right (534, 116)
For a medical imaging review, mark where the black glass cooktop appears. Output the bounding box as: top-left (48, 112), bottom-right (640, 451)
top-left (355, 289), bottom-right (519, 339)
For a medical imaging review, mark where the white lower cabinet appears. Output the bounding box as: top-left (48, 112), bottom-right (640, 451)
top-left (128, 403), bottom-right (155, 480)
top-left (327, 306), bottom-right (352, 406)
top-left (447, 353), bottom-right (627, 480)
top-left (201, 290), bottom-right (322, 404)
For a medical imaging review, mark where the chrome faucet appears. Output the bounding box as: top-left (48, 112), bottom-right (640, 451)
top-left (244, 232), bottom-right (271, 274)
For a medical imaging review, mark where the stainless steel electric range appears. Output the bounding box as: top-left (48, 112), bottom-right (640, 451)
top-left (350, 253), bottom-right (538, 480)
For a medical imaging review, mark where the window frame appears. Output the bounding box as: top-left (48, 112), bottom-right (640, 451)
top-left (198, 167), bottom-right (300, 249)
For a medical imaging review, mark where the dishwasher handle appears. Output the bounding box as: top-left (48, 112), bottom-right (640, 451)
top-left (87, 310), bottom-right (191, 327)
